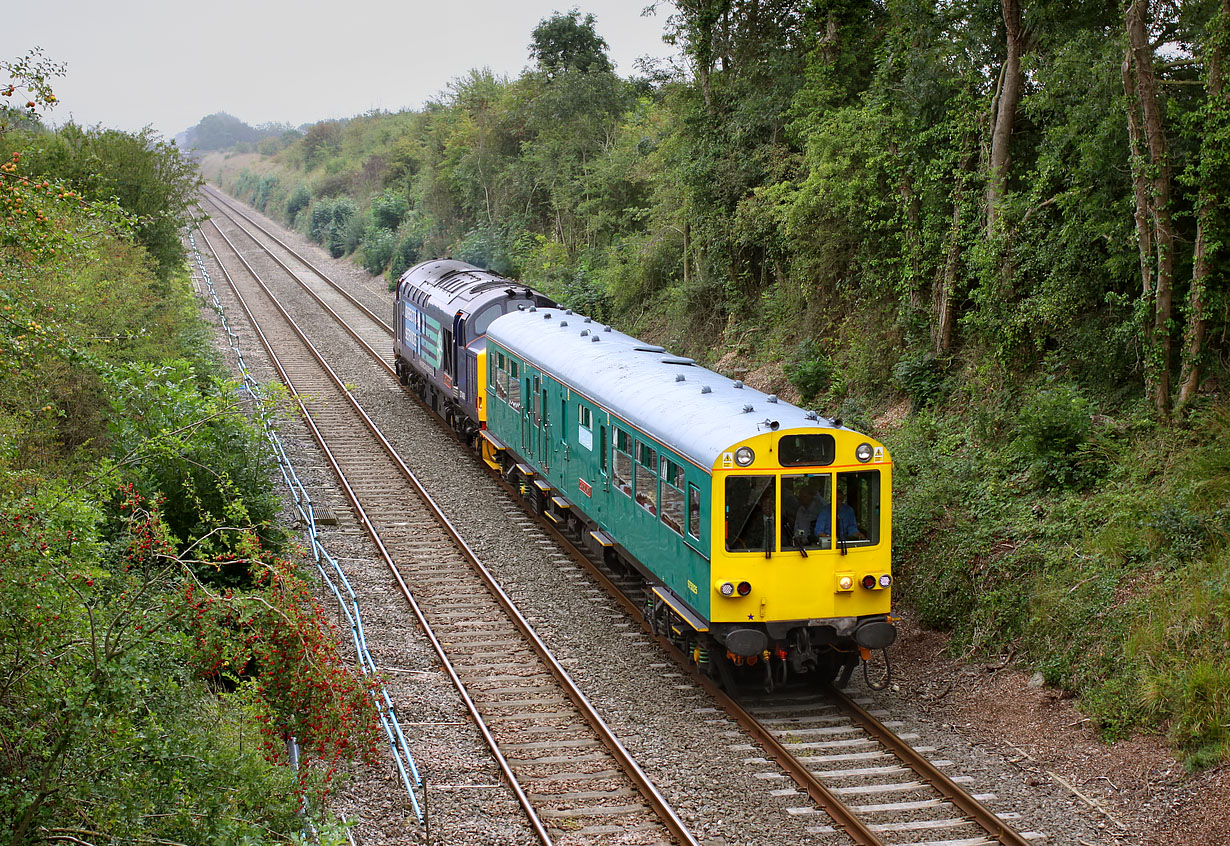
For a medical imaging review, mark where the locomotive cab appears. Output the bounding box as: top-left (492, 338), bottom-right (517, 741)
top-left (708, 428), bottom-right (895, 682)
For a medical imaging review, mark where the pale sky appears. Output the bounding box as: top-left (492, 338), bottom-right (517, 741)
top-left (3, 0), bottom-right (678, 140)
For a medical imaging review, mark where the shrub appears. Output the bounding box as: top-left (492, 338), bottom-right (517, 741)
top-left (360, 226), bottom-right (398, 275)
top-left (369, 190), bottom-right (409, 230)
top-left (285, 182), bottom-right (310, 224)
top-left (786, 341), bottom-right (832, 404)
top-left (892, 350), bottom-right (945, 409)
top-left (1010, 383), bottom-right (1093, 488)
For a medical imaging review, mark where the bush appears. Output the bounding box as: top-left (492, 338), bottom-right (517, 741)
top-left (786, 341), bottom-right (832, 404)
top-left (369, 189), bottom-right (409, 230)
top-left (1010, 383), bottom-right (1093, 488)
top-left (360, 226), bottom-right (398, 275)
top-left (892, 350), bottom-right (945, 409)
top-left (285, 182), bottom-right (310, 224)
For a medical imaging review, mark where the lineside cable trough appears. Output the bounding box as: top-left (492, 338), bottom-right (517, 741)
top-left (188, 226), bottom-right (426, 824)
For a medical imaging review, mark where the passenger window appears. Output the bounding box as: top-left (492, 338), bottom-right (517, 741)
top-left (635, 441), bottom-right (658, 515)
top-left (613, 428), bottom-right (632, 497)
top-left (659, 456), bottom-right (685, 536)
top-left (725, 476), bottom-right (774, 553)
top-left (688, 483), bottom-right (701, 539)
top-left (834, 471), bottom-right (880, 546)
top-left (508, 361), bottom-right (521, 411)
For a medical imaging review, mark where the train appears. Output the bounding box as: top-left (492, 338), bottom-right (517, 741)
top-left (393, 259), bottom-right (896, 691)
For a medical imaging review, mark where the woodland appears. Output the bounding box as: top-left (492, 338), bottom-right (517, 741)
top-left (206, 0), bottom-right (1230, 769)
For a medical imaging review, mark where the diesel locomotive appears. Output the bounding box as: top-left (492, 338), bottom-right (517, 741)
top-left (394, 259), bottom-right (896, 690)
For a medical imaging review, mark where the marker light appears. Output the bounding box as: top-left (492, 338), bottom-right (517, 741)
top-left (879, 574), bottom-right (892, 588)
top-left (838, 575), bottom-right (854, 591)
top-left (861, 574), bottom-right (878, 590)
top-left (720, 582), bottom-right (735, 597)
top-left (734, 447), bottom-right (755, 466)
top-left (856, 443), bottom-right (873, 463)
top-left (737, 581), bottom-right (752, 596)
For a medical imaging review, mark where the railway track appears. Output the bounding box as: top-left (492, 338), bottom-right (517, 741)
top-left (195, 212), bottom-right (696, 846)
top-left (196, 189), bottom-right (1049, 846)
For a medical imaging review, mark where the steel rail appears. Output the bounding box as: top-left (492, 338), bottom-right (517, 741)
top-left (198, 214), bottom-right (700, 846)
top-left (828, 685), bottom-right (1035, 846)
top-left (199, 193), bottom-right (395, 371)
top-left (200, 186), bottom-right (391, 331)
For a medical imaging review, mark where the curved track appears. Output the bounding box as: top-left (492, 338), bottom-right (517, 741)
top-left (198, 188), bottom-right (1044, 846)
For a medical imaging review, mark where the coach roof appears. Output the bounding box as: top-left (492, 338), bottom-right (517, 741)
top-left (486, 308), bottom-right (840, 470)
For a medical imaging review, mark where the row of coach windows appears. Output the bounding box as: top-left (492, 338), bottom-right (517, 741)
top-left (612, 426), bottom-right (701, 541)
top-left (726, 471), bottom-right (881, 553)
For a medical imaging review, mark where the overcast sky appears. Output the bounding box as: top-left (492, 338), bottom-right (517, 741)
top-left (3, 0), bottom-right (678, 139)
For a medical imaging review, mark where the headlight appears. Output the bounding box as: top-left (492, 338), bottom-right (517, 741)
top-left (879, 574), bottom-right (892, 588)
top-left (856, 443), bottom-right (873, 463)
top-left (719, 582), bottom-right (735, 597)
top-left (734, 446), bottom-right (755, 466)
top-left (837, 575), bottom-right (854, 591)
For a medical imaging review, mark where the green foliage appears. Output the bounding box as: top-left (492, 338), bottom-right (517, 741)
top-left (14, 122), bottom-right (202, 279)
top-left (1009, 384), bottom-right (1094, 488)
top-left (360, 225), bottom-right (398, 275)
top-left (286, 180), bottom-right (311, 224)
top-left (892, 351), bottom-right (945, 410)
top-left (785, 340), bottom-right (832, 404)
top-left (0, 101), bottom-right (378, 839)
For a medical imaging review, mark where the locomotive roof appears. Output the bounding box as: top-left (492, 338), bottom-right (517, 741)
top-left (399, 259), bottom-right (537, 315)
top-left (486, 308), bottom-right (843, 471)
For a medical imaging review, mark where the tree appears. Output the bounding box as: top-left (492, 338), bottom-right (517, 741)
top-left (530, 9), bottom-right (614, 77)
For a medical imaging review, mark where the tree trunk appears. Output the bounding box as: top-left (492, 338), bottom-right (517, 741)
top-left (987, 0), bottom-right (1025, 237)
top-left (1176, 0), bottom-right (1226, 414)
top-left (935, 198), bottom-right (963, 356)
top-left (1126, 0), bottom-right (1176, 418)
top-left (1122, 47), bottom-right (1154, 300)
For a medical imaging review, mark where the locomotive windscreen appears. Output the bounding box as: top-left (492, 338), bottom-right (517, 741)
top-left (778, 434), bottom-right (835, 466)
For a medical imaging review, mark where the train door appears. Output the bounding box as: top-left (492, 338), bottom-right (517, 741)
top-left (598, 410), bottom-right (610, 494)
top-left (530, 372), bottom-right (543, 466)
top-left (540, 382), bottom-right (550, 473)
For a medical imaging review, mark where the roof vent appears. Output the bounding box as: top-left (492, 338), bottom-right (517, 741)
top-left (528, 306), bottom-right (536, 312)
top-left (733, 381), bottom-right (744, 389)
top-left (675, 374), bottom-right (686, 382)
top-left (543, 312), bottom-right (552, 319)
top-left (584, 317), bottom-right (592, 324)
top-left (742, 404), bottom-right (755, 413)
top-left (563, 309), bottom-right (572, 315)
top-left (634, 345), bottom-right (667, 353)
top-left (767, 395), bottom-right (778, 403)
top-left (580, 329), bottom-right (589, 337)
top-left (603, 326), bottom-right (612, 333)
top-left (804, 410), bottom-right (818, 421)
top-left (591, 335), bottom-right (600, 342)
top-left (700, 385), bottom-right (712, 394)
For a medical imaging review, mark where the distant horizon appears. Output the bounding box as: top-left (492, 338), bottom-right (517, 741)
top-left (3, 0), bottom-right (678, 141)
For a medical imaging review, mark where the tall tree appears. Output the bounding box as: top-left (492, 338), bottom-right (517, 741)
top-left (987, 0), bottom-right (1028, 236)
top-left (1124, 0), bottom-right (1177, 418)
top-left (1177, 0), bottom-right (1229, 414)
